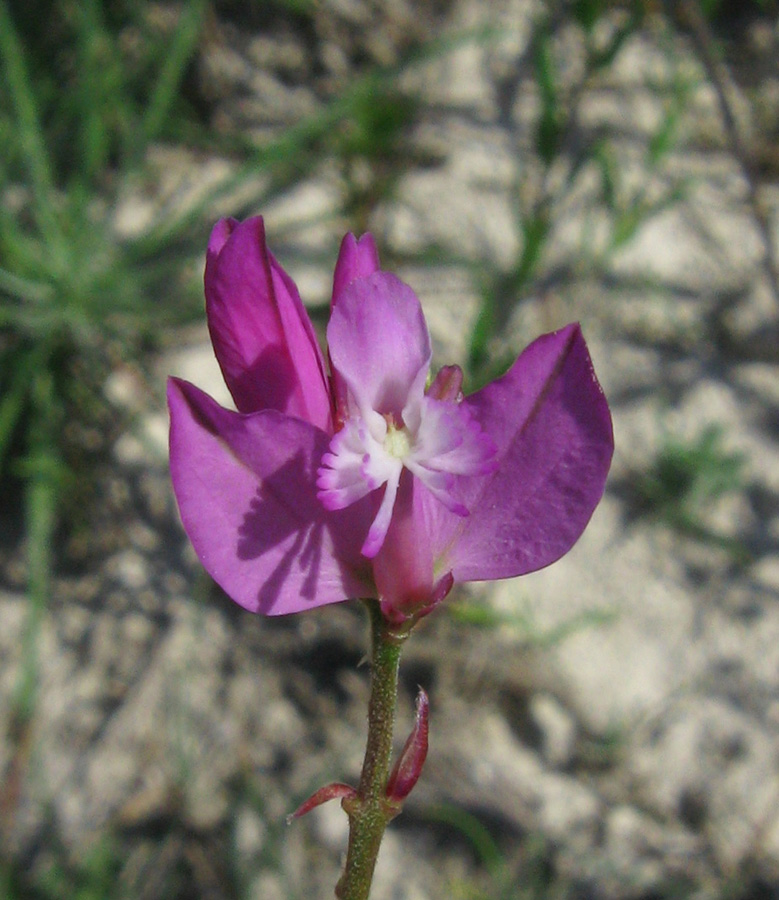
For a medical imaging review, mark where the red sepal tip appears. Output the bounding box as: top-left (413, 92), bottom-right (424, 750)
top-left (287, 782), bottom-right (357, 824)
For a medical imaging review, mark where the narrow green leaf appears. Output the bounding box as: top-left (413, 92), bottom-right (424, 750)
top-left (14, 371), bottom-right (59, 725)
top-left (139, 0), bottom-right (207, 149)
top-left (0, 343), bottom-right (50, 477)
top-left (572, 0), bottom-right (603, 31)
top-left (533, 30), bottom-right (561, 163)
top-left (0, 0), bottom-right (62, 248)
top-left (73, 0), bottom-right (116, 184)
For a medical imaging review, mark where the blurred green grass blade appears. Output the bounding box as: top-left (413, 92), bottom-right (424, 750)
top-left (72, 0), bottom-right (123, 185)
top-left (0, 303), bottom-right (82, 333)
top-left (534, 29), bottom-right (561, 164)
top-left (0, 266), bottom-right (54, 304)
top-left (611, 181), bottom-right (686, 249)
top-left (426, 805), bottom-right (506, 882)
top-left (648, 91), bottom-right (684, 167)
top-left (588, 1), bottom-right (643, 70)
top-left (15, 464), bottom-right (56, 723)
top-left (131, 21), bottom-right (505, 252)
top-left (594, 140), bottom-right (617, 210)
top-left (572, 0), bottom-right (603, 31)
top-left (515, 211), bottom-right (549, 286)
top-left (0, 342), bottom-right (50, 477)
top-left (139, 0), bottom-right (207, 149)
top-left (450, 599), bottom-right (615, 647)
top-left (14, 371), bottom-right (59, 725)
top-left (0, 0), bottom-right (62, 247)
top-left (468, 289), bottom-right (495, 374)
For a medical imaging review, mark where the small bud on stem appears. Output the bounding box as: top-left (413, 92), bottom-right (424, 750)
top-left (386, 688), bottom-right (429, 806)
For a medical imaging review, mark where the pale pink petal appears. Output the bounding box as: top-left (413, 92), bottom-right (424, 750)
top-left (316, 420), bottom-right (377, 509)
top-left (411, 397), bottom-right (497, 475)
top-left (361, 464), bottom-right (402, 558)
top-left (331, 233), bottom-right (382, 419)
top-left (327, 273), bottom-right (431, 422)
top-left (403, 461), bottom-right (466, 515)
top-left (400, 397), bottom-right (496, 516)
top-left (332, 232), bottom-right (380, 305)
top-left (168, 378), bottom-right (374, 614)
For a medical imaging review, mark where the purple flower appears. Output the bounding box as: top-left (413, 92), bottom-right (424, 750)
top-left (168, 217), bottom-right (613, 621)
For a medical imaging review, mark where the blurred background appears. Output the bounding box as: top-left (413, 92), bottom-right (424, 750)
top-left (1, 0), bottom-right (779, 897)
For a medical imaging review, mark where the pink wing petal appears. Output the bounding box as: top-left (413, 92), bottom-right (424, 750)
top-left (442, 323), bottom-right (614, 581)
top-left (332, 232), bottom-right (380, 305)
top-left (331, 233), bottom-right (382, 417)
top-left (168, 378), bottom-right (373, 614)
top-left (327, 272), bottom-right (431, 422)
top-left (205, 217), bottom-right (332, 430)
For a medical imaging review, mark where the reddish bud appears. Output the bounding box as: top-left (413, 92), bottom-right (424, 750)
top-left (427, 364), bottom-right (463, 402)
top-left (287, 782), bottom-right (356, 824)
top-left (386, 688), bottom-right (429, 803)
top-left (380, 571), bottom-right (455, 628)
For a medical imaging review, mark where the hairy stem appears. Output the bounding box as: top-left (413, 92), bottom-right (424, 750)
top-left (335, 600), bottom-right (406, 900)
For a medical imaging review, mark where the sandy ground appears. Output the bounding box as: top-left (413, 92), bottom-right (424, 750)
top-left (2, 1), bottom-right (779, 897)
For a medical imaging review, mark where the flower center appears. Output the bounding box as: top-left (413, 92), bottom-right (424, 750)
top-left (384, 420), bottom-right (412, 459)
top-left (317, 392), bottom-right (497, 559)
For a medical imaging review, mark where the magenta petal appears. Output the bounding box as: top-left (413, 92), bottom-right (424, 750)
top-left (445, 324), bottom-right (613, 581)
top-left (327, 272), bottom-right (431, 420)
top-left (168, 378), bottom-right (373, 615)
top-left (332, 233), bottom-right (380, 305)
top-left (205, 217), bottom-right (332, 429)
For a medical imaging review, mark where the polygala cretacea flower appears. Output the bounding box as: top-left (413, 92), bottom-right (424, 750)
top-left (168, 216), bottom-right (613, 623)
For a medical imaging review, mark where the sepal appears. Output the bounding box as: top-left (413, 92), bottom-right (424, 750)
top-left (385, 688), bottom-right (429, 806)
top-left (287, 782), bottom-right (357, 824)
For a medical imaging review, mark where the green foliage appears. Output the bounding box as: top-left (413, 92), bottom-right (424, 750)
top-left (533, 31), bottom-right (562, 166)
top-left (700, 0), bottom-right (772, 18)
top-left (0, 834), bottom-right (123, 900)
top-left (637, 425), bottom-right (745, 518)
top-left (330, 76), bottom-right (419, 232)
top-left (633, 425), bottom-right (749, 555)
top-left (429, 804), bottom-right (514, 899)
top-left (0, 0), bottom-right (209, 482)
top-left (428, 806), bottom-right (562, 900)
top-left (466, 0), bottom-right (694, 385)
top-left (0, 0), bottom-right (216, 734)
top-left (449, 597), bottom-right (615, 648)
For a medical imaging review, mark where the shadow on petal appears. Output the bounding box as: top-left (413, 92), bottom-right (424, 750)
top-left (226, 342), bottom-right (301, 416)
top-left (236, 451), bottom-right (330, 611)
top-left (169, 377), bottom-right (374, 615)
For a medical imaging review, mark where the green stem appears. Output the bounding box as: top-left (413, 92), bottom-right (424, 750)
top-left (336, 600), bottom-right (406, 900)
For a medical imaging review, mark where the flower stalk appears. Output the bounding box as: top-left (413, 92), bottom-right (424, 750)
top-left (335, 600), bottom-right (407, 900)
